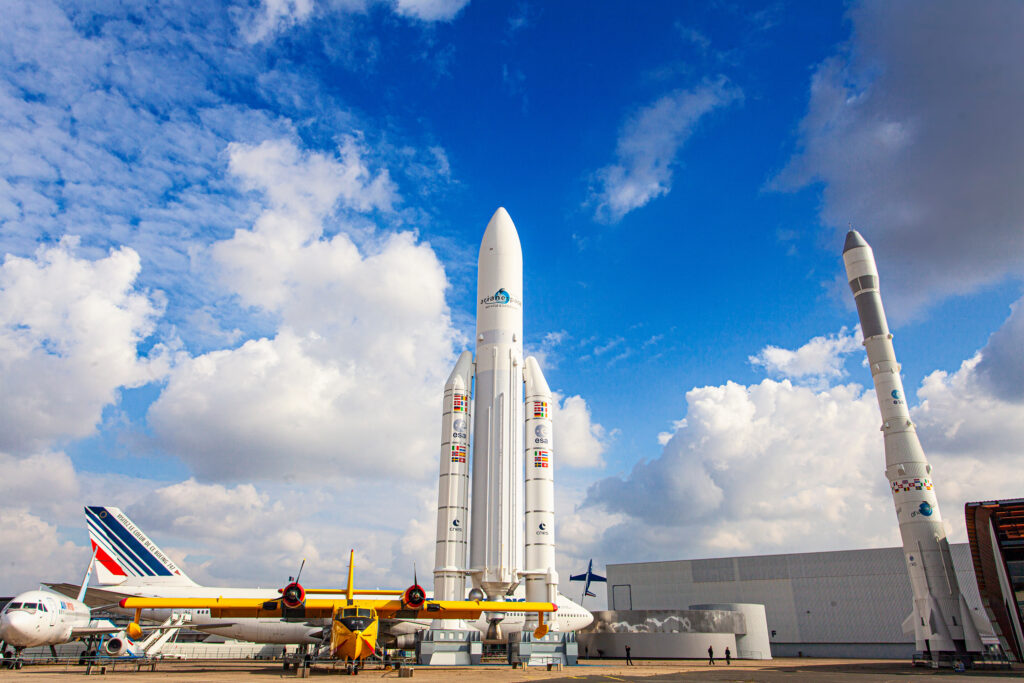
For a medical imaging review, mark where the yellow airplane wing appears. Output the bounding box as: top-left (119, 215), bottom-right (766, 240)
top-left (120, 550), bottom-right (559, 639)
top-left (119, 596), bottom-right (556, 620)
top-left (119, 596), bottom-right (339, 619)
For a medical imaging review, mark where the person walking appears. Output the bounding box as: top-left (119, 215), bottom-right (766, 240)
top-left (625, 644), bottom-right (633, 666)
top-left (707, 644), bottom-right (715, 665)
top-left (725, 646), bottom-right (731, 665)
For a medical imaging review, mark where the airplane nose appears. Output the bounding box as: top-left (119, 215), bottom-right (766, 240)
top-left (0, 611), bottom-right (33, 645)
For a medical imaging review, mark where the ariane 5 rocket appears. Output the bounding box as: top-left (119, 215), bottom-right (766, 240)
top-left (433, 208), bottom-right (559, 615)
top-left (843, 230), bottom-right (982, 658)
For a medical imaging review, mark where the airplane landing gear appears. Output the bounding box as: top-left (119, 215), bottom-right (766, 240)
top-left (2, 647), bottom-right (23, 670)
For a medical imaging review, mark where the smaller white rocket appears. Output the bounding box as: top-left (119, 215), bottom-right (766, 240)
top-left (433, 208), bottom-right (559, 617)
top-left (843, 230), bottom-right (983, 658)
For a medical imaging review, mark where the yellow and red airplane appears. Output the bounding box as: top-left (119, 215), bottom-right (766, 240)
top-left (119, 550), bottom-right (557, 662)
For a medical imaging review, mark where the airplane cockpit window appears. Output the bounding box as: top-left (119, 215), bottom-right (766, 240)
top-left (336, 607), bottom-right (373, 632)
top-left (2, 602), bottom-right (19, 611)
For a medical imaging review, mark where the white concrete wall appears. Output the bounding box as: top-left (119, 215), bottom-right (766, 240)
top-left (607, 544), bottom-right (989, 659)
top-left (579, 632), bottom-right (735, 661)
top-left (691, 603), bottom-right (771, 660)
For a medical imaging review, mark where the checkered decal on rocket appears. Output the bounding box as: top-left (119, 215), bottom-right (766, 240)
top-left (452, 393), bottom-right (467, 412)
top-left (533, 449), bottom-right (550, 467)
top-left (451, 444), bottom-right (467, 463)
top-left (532, 401), bottom-right (548, 419)
top-left (891, 478), bottom-right (933, 492)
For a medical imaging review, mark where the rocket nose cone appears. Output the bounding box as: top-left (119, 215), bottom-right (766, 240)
top-left (480, 207), bottom-right (522, 258)
top-left (490, 206), bottom-right (512, 226)
top-left (843, 229), bottom-right (869, 253)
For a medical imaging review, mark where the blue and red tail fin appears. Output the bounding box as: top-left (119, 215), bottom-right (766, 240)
top-left (85, 506), bottom-right (195, 586)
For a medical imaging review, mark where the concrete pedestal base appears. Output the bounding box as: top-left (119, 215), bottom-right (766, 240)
top-left (416, 629), bottom-right (481, 665)
top-left (508, 631), bottom-right (578, 666)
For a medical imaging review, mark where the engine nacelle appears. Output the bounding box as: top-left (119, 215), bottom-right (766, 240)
top-left (281, 581), bottom-right (306, 609)
top-left (402, 584), bottom-right (426, 610)
top-left (394, 633), bottom-right (418, 649)
top-left (103, 635), bottom-right (132, 657)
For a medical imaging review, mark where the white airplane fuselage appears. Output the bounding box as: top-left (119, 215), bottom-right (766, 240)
top-left (391, 589), bottom-right (594, 648)
top-left (468, 590), bottom-right (594, 634)
top-left (0, 590), bottom-right (91, 649)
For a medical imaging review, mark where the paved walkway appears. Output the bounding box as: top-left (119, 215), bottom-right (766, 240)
top-left (0, 658), bottom-right (1019, 681)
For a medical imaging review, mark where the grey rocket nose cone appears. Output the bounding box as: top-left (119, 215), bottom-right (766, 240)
top-left (844, 229), bottom-right (869, 253)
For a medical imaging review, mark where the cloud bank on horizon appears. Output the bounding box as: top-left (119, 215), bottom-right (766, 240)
top-left (0, 0), bottom-right (1022, 602)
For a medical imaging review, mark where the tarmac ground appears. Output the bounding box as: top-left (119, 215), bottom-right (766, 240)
top-left (0, 658), bottom-right (1021, 682)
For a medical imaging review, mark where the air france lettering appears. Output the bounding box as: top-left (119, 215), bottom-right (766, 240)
top-left (115, 510), bottom-right (180, 574)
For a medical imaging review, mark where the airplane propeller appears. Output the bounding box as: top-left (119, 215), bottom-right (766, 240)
top-left (402, 562), bottom-right (426, 609)
top-left (281, 559), bottom-right (307, 609)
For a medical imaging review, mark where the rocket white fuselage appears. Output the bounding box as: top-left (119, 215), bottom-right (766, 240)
top-left (470, 210), bottom-right (525, 600)
top-left (433, 208), bottom-right (559, 611)
top-left (524, 356), bottom-right (558, 606)
top-left (433, 351), bottom-right (473, 603)
top-left (843, 231), bottom-right (982, 656)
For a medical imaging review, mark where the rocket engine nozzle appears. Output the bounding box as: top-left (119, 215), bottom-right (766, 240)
top-left (484, 617), bottom-right (504, 642)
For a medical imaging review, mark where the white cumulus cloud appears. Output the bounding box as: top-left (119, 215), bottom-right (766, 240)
top-left (243, 0), bottom-right (318, 43)
top-left (590, 77), bottom-right (742, 223)
top-left (0, 508), bottom-right (88, 593)
top-left (148, 138), bottom-right (458, 482)
top-left (585, 378), bottom-right (886, 558)
top-left (393, 0), bottom-right (471, 22)
top-left (0, 239), bottom-right (167, 453)
top-left (580, 315), bottom-right (1024, 565)
top-left (551, 393), bottom-right (609, 469)
top-left (749, 326), bottom-right (861, 388)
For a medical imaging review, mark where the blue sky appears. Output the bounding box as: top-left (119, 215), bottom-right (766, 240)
top-left (2, 0), bottom-right (1023, 605)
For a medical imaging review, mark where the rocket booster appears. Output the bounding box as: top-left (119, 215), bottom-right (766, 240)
top-left (524, 356), bottom-right (558, 606)
top-left (434, 351), bottom-right (473, 603)
top-left (433, 208), bottom-right (558, 607)
top-left (843, 230), bottom-right (982, 656)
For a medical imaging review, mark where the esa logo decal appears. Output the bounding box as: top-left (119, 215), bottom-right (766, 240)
top-left (452, 418), bottom-right (467, 439)
top-left (910, 501), bottom-right (934, 518)
top-left (537, 522), bottom-right (550, 536)
top-left (534, 424), bottom-right (549, 444)
top-left (891, 389), bottom-right (905, 406)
